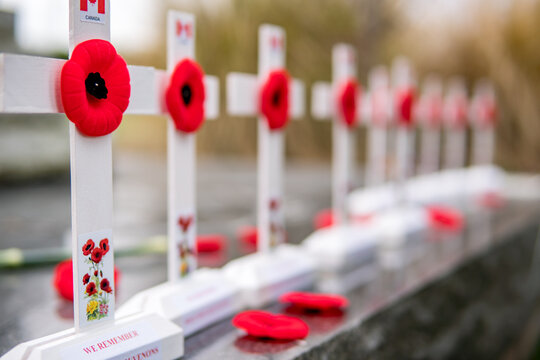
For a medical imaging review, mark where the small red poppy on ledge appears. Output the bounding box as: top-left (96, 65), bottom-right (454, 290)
top-left (280, 291), bottom-right (349, 311)
top-left (232, 310), bottom-right (309, 340)
top-left (395, 87), bottom-right (415, 127)
top-left (336, 79), bottom-right (359, 128)
top-left (61, 39), bottom-right (131, 137)
top-left (259, 69), bottom-right (290, 131)
top-left (166, 59), bottom-right (206, 133)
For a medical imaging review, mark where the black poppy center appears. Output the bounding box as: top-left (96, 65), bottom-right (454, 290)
top-left (85, 72), bottom-right (108, 100)
top-left (272, 89), bottom-right (281, 107)
top-left (181, 84), bottom-right (192, 106)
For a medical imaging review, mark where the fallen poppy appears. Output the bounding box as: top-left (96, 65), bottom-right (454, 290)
top-left (280, 292), bottom-right (349, 311)
top-left (336, 79), bottom-right (359, 128)
top-left (166, 58), bottom-right (206, 133)
top-left (53, 259), bottom-right (121, 301)
top-left (61, 39), bottom-right (130, 137)
top-left (313, 209), bottom-right (334, 230)
top-left (196, 234), bottom-right (226, 253)
top-left (238, 225), bottom-right (258, 246)
top-left (259, 69), bottom-right (290, 131)
top-left (395, 87), bottom-right (415, 127)
top-left (232, 310), bottom-right (309, 340)
top-left (427, 206), bottom-right (464, 232)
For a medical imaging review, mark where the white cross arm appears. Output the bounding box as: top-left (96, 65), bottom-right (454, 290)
top-left (227, 71), bottom-right (304, 119)
top-left (0, 53), bottom-right (160, 115)
top-left (311, 81), bottom-right (332, 120)
top-left (155, 70), bottom-right (219, 120)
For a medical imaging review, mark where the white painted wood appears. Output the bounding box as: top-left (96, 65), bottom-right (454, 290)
top-left (331, 44), bottom-right (357, 225)
top-left (226, 72), bottom-right (258, 116)
top-left (166, 10), bottom-right (197, 282)
top-left (204, 75), bottom-right (219, 120)
top-left (68, 0), bottom-right (115, 332)
top-left (417, 75), bottom-right (443, 175)
top-left (125, 65), bottom-right (160, 115)
top-left (443, 77), bottom-right (468, 170)
top-left (470, 80), bottom-right (496, 166)
top-left (290, 78), bottom-right (305, 120)
top-left (311, 81), bottom-right (332, 120)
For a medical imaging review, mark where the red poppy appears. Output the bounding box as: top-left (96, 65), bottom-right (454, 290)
top-left (94, 270), bottom-right (98, 276)
top-left (196, 234), bottom-right (226, 253)
top-left (53, 260), bottom-right (121, 301)
top-left (82, 239), bottom-right (95, 256)
top-left (427, 206), bottom-right (464, 232)
top-left (86, 282), bottom-right (97, 296)
top-left (100, 278), bottom-right (113, 293)
top-left (313, 209), bottom-right (334, 230)
top-left (166, 59), bottom-right (206, 133)
top-left (232, 310), bottom-right (309, 340)
top-left (91, 247), bottom-right (104, 263)
top-left (178, 216), bottom-right (193, 233)
top-left (238, 226), bottom-right (258, 247)
top-left (61, 39), bottom-right (130, 137)
top-left (82, 273), bottom-right (90, 285)
top-left (280, 292), bottom-right (349, 311)
top-left (395, 87), bottom-right (415, 127)
top-left (99, 238), bottom-right (110, 255)
top-left (259, 70), bottom-right (290, 131)
top-left (336, 79), bottom-right (359, 128)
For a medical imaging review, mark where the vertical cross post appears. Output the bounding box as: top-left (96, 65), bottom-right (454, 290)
top-left (365, 65), bottom-right (391, 187)
top-left (417, 75), bottom-right (443, 175)
top-left (470, 79), bottom-right (496, 166)
top-left (443, 77), bottom-right (468, 170)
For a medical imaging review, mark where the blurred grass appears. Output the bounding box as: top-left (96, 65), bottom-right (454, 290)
top-left (115, 0), bottom-right (540, 172)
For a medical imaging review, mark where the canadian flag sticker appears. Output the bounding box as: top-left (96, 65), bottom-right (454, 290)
top-left (80, 0), bottom-right (106, 24)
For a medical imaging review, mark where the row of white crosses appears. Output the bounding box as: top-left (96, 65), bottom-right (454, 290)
top-left (0, 1), bottom-right (185, 359)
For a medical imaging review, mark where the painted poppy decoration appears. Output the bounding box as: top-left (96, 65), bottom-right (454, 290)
top-left (166, 58), bottom-right (206, 133)
top-left (280, 292), bottom-right (349, 311)
top-left (61, 39), bottom-right (130, 137)
top-left (232, 310), bottom-right (309, 340)
top-left (336, 79), bottom-right (359, 128)
top-left (53, 259), bottom-right (121, 301)
top-left (395, 87), bottom-right (415, 127)
top-left (259, 69), bottom-right (290, 131)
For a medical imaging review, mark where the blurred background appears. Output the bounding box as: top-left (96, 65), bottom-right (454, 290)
top-left (1, 0), bottom-right (539, 184)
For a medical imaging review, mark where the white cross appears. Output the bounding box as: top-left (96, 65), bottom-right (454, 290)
top-left (160, 11), bottom-right (220, 283)
top-left (390, 57), bottom-right (417, 202)
top-left (443, 77), bottom-right (468, 170)
top-left (310, 44), bottom-right (358, 225)
top-left (226, 24), bottom-right (305, 253)
top-left (365, 65), bottom-right (392, 187)
top-left (0, 0), bottom-right (163, 332)
top-left (469, 79), bottom-right (496, 166)
top-left (416, 75), bottom-right (443, 175)
top-left (0, 2), bottom-right (183, 358)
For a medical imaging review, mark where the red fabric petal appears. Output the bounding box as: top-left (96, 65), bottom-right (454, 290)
top-left (238, 225), bottom-right (258, 246)
top-left (196, 234), bottom-right (226, 253)
top-left (53, 259), bottom-right (121, 301)
top-left (336, 79), bottom-right (359, 128)
top-left (232, 310), bottom-right (309, 340)
top-left (427, 206), bottom-right (464, 232)
top-left (313, 209), bottom-right (334, 230)
top-left (259, 70), bottom-right (290, 131)
top-left (279, 292), bottom-right (349, 311)
top-left (395, 87), bottom-right (415, 127)
top-left (61, 39), bottom-right (130, 137)
top-left (166, 59), bottom-right (206, 133)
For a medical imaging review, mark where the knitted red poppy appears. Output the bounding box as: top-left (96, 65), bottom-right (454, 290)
top-left (238, 225), bottom-right (258, 246)
top-left (280, 292), bottom-right (349, 311)
top-left (259, 70), bottom-right (290, 131)
top-left (313, 209), bottom-right (334, 230)
top-left (232, 310), bottom-right (309, 340)
top-left (53, 259), bottom-right (121, 301)
top-left (336, 79), bottom-right (359, 128)
top-left (395, 87), bottom-right (415, 127)
top-left (196, 234), bottom-right (226, 253)
top-left (61, 39), bottom-right (130, 137)
top-left (427, 206), bottom-right (464, 232)
top-left (166, 59), bottom-right (206, 133)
